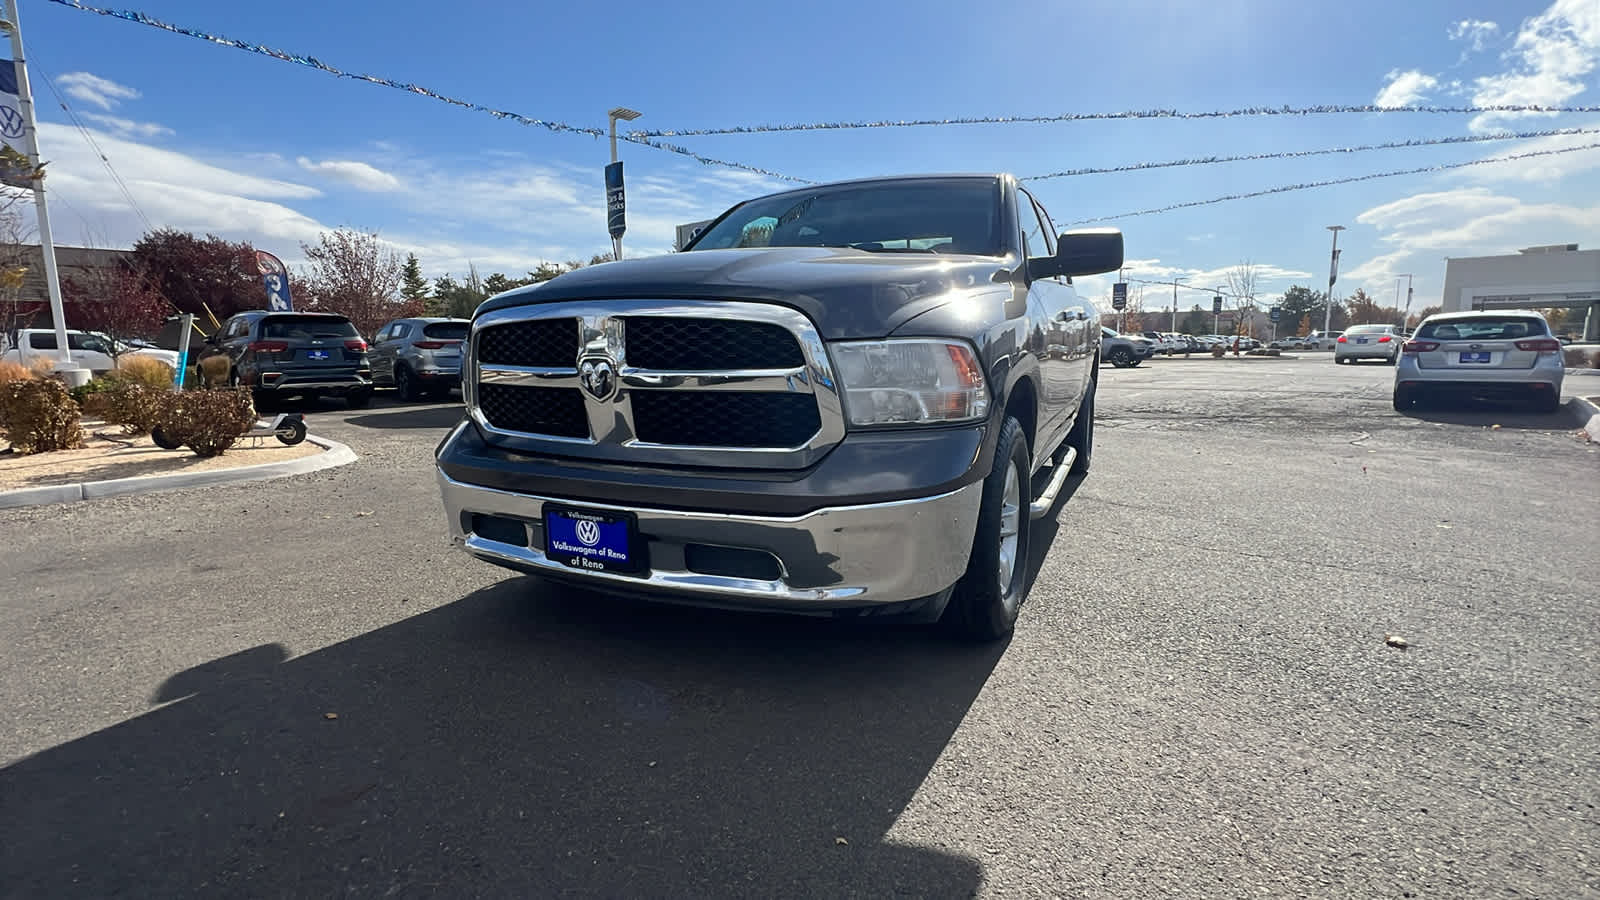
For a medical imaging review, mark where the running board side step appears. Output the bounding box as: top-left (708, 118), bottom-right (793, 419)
top-left (1028, 447), bottom-right (1076, 519)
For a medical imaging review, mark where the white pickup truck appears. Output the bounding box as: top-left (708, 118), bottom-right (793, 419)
top-left (1, 328), bottom-right (180, 375)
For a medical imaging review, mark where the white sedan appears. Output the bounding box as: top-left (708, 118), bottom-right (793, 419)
top-left (1393, 311), bottom-right (1565, 413)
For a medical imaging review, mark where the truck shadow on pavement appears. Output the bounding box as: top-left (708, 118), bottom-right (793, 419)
top-left (342, 403), bottom-right (466, 431)
top-left (1, 579), bottom-right (1007, 897)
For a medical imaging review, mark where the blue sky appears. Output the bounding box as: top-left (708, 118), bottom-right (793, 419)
top-left (13, 0), bottom-right (1600, 315)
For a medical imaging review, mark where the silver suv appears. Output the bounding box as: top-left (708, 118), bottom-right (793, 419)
top-left (371, 317), bottom-right (469, 401)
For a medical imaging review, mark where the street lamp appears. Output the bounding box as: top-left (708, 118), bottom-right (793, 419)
top-left (1396, 273), bottom-right (1414, 327)
top-left (1171, 276), bottom-right (1186, 331)
top-left (1323, 225), bottom-right (1345, 337)
top-left (606, 107), bottom-right (641, 261)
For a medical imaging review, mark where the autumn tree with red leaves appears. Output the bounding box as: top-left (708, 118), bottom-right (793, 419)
top-left (130, 228), bottom-right (261, 324)
top-left (62, 266), bottom-right (168, 362)
top-left (298, 228), bottom-right (415, 338)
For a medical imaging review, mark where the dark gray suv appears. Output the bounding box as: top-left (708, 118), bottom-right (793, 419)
top-left (198, 311), bottom-right (373, 409)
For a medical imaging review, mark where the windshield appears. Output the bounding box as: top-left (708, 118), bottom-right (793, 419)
top-left (261, 315), bottom-right (359, 340)
top-left (687, 179), bottom-right (1003, 255)
top-left (1416, 316), bottom-right (1548, 341)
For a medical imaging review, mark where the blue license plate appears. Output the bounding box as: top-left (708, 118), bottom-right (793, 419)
top-left (545, 506), bottom-right (641, 573)
top-left (1459, 351), bottom-right (1491, 363)
top-left (307, 349), bottom-right (329, 360)
top-left (1356, 337), bottom-right (1368, 344)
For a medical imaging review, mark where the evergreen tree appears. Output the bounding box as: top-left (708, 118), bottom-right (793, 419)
top-left (400, 253), bottom-right (434, 314)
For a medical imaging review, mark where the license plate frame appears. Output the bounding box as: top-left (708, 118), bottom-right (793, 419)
top-left (1356, 337), bottom-right (1369, 344)
top-left (1459, 351), bottom-right (1491, 364)
top-left (307, 349), bottom-right (330, 361)
top-left (543, 505), bottom-right (643, 574)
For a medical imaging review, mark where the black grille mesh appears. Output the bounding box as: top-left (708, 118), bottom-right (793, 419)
top-left (478, 384), bottom-right (588, 438)
top-left (477, 319), bottom-right (579, 367)
top-left (624, 317), bottom-right (804, 370)
top-left (632, 392), bottom-right (820, 447)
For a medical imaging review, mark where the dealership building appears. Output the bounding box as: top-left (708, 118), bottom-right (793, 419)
top-left (1440, 243), bottom-right (1600, 341)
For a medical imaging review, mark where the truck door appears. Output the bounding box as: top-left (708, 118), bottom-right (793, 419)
top-left (1019, 189), bottom-right (1082, 450)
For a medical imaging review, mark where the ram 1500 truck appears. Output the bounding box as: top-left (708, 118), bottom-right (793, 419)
top-left (435, 174), bottom-right (1122, 639)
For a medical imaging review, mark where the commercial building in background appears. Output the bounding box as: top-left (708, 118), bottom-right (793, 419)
top-left (1440, 244), bottom-right (1600, 341)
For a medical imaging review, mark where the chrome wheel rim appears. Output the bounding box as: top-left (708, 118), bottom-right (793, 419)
top-left (997, 460), bottom-right (1021, 599)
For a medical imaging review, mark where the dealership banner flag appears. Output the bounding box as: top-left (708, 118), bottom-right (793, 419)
top-left (256, 250), bottom-right (294, 311)
top-left (0, 60), bottom-right (33, 188)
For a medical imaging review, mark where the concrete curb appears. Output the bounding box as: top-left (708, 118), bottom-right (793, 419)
top-left (0, 434), bottom-right (357, 511)
top-left (1570, 395), bottom-right (1600, 443)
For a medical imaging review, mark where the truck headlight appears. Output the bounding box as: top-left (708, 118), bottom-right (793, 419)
top-left (830, 339), bottom-right (989, 426)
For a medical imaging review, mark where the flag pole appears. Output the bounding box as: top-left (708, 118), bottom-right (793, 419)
top-left (2, 0), bottom-right (87, 385)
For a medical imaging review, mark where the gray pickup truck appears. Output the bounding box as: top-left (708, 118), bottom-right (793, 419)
top-left (435, 174), bottom-right (1122, 639)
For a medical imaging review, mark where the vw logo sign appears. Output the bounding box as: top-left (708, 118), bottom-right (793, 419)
top-left (580, 357), bottom-right (617, 402)
top-left (0, 106), bottom-right (24, 141)
top-left (575, 519), bottom-right (602, 547)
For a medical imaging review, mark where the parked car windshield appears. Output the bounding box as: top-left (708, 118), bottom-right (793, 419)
top-left (686, 178), bottom-right (1003, 255)
top-left (261, 315), bottom-right (360, 340)
top-left (422, 322), bottom-right (469, 340)
top-left (1415, 316), bottom-right (1549, 340)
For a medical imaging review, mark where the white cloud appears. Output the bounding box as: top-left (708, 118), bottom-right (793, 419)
top-left (1345, 187), bottom-right (1600, 303)
top-left (1449, 19), bottom-right (1501, 53)
top-left (80, 113), bottom-right (173, 139)
top-left (1375, 69), bottom-right (1441, 107)
top-left (1469, 0), bottom-right (1600, 131)
top-left (296, 157), bottom-right (403, 192)
top-left (38, 123), bottom-right (321, 202)
top-left (55, 72), bottom-right (140, 111)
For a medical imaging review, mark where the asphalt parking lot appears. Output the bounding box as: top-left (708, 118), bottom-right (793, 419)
top-left (2, 356), bottom-right (1596, 898)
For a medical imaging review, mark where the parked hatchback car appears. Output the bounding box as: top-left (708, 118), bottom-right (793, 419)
top-left (1393, 311), bottom-right (1565, 413)
top-left (197, 311), bottom-right (373, 409)
top-left (1335, 324), bottom-right (1404, 364)
top-left (371, 317), bottom-right (469, 401)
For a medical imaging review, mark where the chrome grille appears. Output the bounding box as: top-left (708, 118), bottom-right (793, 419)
top-left (467, 300), bottom-right (845, 469)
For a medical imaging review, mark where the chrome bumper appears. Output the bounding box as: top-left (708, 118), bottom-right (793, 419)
top-left (436, 471), bottom-right (982, 610)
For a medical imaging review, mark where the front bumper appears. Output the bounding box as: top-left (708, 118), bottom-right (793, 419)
top-left (437, 470), bottom-right (982, 611)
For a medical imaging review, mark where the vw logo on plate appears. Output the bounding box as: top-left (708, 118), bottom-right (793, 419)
top-left (575, 519), bottom-right (602, 547)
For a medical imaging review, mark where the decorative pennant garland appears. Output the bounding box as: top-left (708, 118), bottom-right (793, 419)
top-left (1063, 142), bottom-right (1600, 224)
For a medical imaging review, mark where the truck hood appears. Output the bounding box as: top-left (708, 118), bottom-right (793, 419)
top-left (474, 247), bottom-right (1013, 339)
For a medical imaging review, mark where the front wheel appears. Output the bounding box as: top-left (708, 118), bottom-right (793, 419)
top-left (275, 417), bottom-right (308, 445)
top-left (1108, 347), bottom-right (1134, 368)
top-left (942, 416), bottom-right (1032, 642)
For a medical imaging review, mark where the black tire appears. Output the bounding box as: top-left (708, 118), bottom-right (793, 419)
top-left (1063, 376), bottom-right (1094, 476)
top-left (252, 390), bottom-right (277, 414)
top-left (394, 365), bottom-right (422, 402)
top-left (942, 416), bottom-right (1032, 642)
top-left (275, 417), bottom-right (308, 445)
top-left (1534, 390), bottom-right (1562, 415)
top-left (1392, 385), bottom-right (1417, 412)
top-left (150, 426), bottom-right (184, 450)
top-left (346, 388), bottom-right (373, 409)
top-left (1109, 347), bottom-right (1134, 368)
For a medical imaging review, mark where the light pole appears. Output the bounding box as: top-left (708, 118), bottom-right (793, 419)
top-left (1214, 285), bottom-right (1225, 336)
top-left (1397, 273), bottom-right (1414, 327)
top-left (1323, 225), bottom-right (1345, 337)
top-left (1, 1), bottom-right (87, 386)
top-left (606, 106), bottom-right (641, 261)
top-left (1171, 276), bottom-right (1185, 331)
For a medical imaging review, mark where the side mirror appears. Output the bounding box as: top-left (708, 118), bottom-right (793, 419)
top-left (1029, 228), bottom-right (1125, 279)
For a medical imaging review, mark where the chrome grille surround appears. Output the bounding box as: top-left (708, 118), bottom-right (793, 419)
top-left (466, 300), bottom-right (845, 469)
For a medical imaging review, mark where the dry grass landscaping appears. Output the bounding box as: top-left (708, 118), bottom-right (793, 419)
top-left (0, 423), bottom-right (322, 492)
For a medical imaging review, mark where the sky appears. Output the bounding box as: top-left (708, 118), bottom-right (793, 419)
top-left (7, 0), bottom-right (1599, 317)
